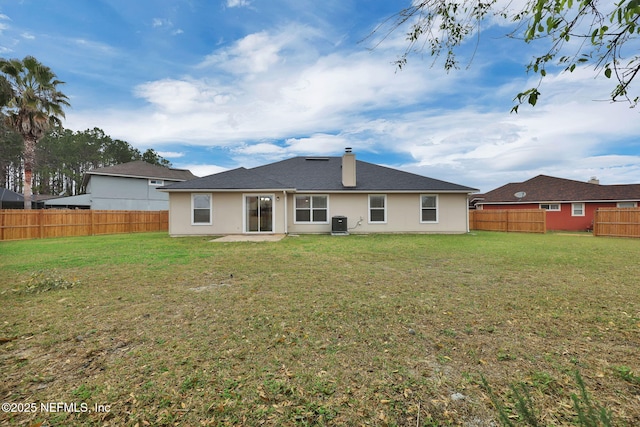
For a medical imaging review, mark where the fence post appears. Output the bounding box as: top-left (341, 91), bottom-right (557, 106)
top-left (38, 210), bottom-right (44, 239)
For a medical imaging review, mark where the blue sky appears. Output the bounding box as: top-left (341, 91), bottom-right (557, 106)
top-left (1, 0), bottom-right (639, 192)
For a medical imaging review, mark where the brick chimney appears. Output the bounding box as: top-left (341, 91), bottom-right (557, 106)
top-left (342, 147), bottom-right (356, 187)
top-left (588, 176), bottom-right (600, 185)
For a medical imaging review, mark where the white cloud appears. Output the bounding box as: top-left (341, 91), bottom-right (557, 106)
top-left (67, 24), bottom-right (459, 146)
top-left (226, 0), bottom-right (251, 8)
top-left (233, 143), bottom-right (286, 156)
top-left (177, 163), bottom-right (228, 177)
top-left (199, 25), bottom-right (320, 74)
top-left (73, 38), bottom-right (116, 54)
top-left (285, 134), bottom-right (351, 155)
top-left (157, 151), bottom-right (185, 159)
top-left (152, 18), bottom-right (171, 28)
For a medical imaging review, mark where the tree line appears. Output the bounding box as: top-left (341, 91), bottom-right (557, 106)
top-left (0, 123), bottom-right (170, 197)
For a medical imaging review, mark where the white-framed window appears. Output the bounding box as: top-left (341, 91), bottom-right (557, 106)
top-left (294, 195), bottom-right (329, 223)
top-left (369, 194), bottom-right (387, 223)
top-left (572, 203), bottom-right (585, 216)
top-left (149, 179), bottom-right (164, 186)
top-left (420, 195), bottom-right (438, 223)
top-left (540, 203), bottom-right (561, 211)
top-left (192, 194), bottom-right (212, 225)
top-left (617, 202), bottom-right (638, 208)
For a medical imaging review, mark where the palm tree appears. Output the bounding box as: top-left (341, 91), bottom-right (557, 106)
top-left (0, 56), bottom-right (70, 209)
top-left (0, 75), bottom-right (13, 106)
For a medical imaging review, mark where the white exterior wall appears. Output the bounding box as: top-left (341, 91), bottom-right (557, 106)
top-left (167, 191), bottom-right (469, 236)
top-left (287, 193), bottom-right (468, 234)
top-left (168, 192), bottom-right (288, 236)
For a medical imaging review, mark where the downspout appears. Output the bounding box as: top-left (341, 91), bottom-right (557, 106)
top-left (466, 194), bottom-right (470, 233)
top-left (283, 190), bottom-right (288, 234)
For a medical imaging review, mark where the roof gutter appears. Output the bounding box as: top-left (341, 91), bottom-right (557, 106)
top-left (89, 172), bottom-right (190, 181)
top-left (158, 187), bottom-right (297, 193)
top-left (480, 198), bottom-right (640, 205)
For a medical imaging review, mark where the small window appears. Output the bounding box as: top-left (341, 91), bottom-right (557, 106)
top-left (420, 195), bottom-right (438, 222)
top-left (295, 195), bottom-right (328, 223)
top-left (572, 203), bottom-right (585, 216)
top-left (192, 194), bottom-right (212, 225)
top-left (617, 202), bottom-right (637, 208)
top-left (369, 195), bottom-right (386, 223)
top-left (149, 179), bottom-right (164, 186)
top-left (540, 203), bottom-right (560, 211)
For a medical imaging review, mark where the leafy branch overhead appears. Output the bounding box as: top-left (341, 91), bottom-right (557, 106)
top-left (372, 0), bottom-right (640, 111)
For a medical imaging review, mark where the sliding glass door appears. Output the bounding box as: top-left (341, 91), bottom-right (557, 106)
top-left (245, 195), bottom-right (274, 233)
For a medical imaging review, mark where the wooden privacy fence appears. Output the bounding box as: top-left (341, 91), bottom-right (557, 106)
top-left (593, 208), bottom-right (640, 238)
top-left (0, 210), bottom-right (168, 241)
top-left (469, 209), bottom-right (546, 233)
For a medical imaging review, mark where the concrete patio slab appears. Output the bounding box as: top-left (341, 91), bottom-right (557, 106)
top-left (210, 234), bottom-right (286, 242)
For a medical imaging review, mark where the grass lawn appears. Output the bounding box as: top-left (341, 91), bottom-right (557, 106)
top-left (0, 232), bottom-right (639, 426)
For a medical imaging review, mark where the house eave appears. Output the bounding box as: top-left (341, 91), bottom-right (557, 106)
top-left (158, 188), bottom-right (297, 193)
top-left (89, 172), bottom-right (189, 181)
top-left (480, 198), bottom-right (640, 205)
top-left (160, 188), bottom-right (477, 194)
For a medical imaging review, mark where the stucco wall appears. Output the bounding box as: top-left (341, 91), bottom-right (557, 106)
top-left (168, 191), bottom-right (469, 236)
top-left (287, 193), bottom-right (469, 234)
top-left (168, 192), bottom-right (288, 236)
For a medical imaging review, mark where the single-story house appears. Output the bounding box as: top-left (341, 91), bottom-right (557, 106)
top-left (45, 161), bottom-right (197, 210)
top-left (159, 149), bottom-right (479, 236)
top-left (0, 187), bottom-right (25, 209)
top-left (476, 175), bottom-right (640, 231)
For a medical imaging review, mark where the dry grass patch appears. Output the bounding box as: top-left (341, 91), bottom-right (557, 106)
top-left (0, 232), bottom-right (639, 426)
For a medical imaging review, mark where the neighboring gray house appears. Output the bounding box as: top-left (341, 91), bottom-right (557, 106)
top-left (160, 149), bottom-right (478, 236)
top-left (45, 161), bottom-right (197, 210)
top-left (0, 188), bottom-right (25, 209)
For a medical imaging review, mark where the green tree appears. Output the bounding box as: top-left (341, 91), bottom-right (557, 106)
top-left (0, 75), bottom-right (12, 107)
top-left (140, 148), bottom-right (171, 167)
top-left (0, 120), bottom-right (23, 191)
top-left (0, 56), bottom-right (70, 209)
top-left (35, 128), bottom-right (147, 196)
top-left (374, 0), bottom-right (640, 111)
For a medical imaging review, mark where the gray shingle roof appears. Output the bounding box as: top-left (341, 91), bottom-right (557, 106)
top-left (0, 187), bottom-right (24, 202)
top-left (162, 167), bottom-right (293, 190)
top-left (481, 175), bottom-right (640, 203)
top-left (161, 156), bottom-right (478, 193)
top-left (88, 161), bottom-right (197, 181)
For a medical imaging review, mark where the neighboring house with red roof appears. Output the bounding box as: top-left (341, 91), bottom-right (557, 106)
top-left (159, 149), bottom-right (478, 236)
top-left (476, 175), bottom-right (640, 231)
top-left (44, 161), bottom-right (197, 210)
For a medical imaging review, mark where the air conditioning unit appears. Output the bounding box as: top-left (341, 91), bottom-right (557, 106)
top-left (331, 216), bottom-right (348, 235)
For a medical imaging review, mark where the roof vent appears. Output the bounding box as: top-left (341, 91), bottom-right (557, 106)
top-left (345, 147), bottom-right (352, 153)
